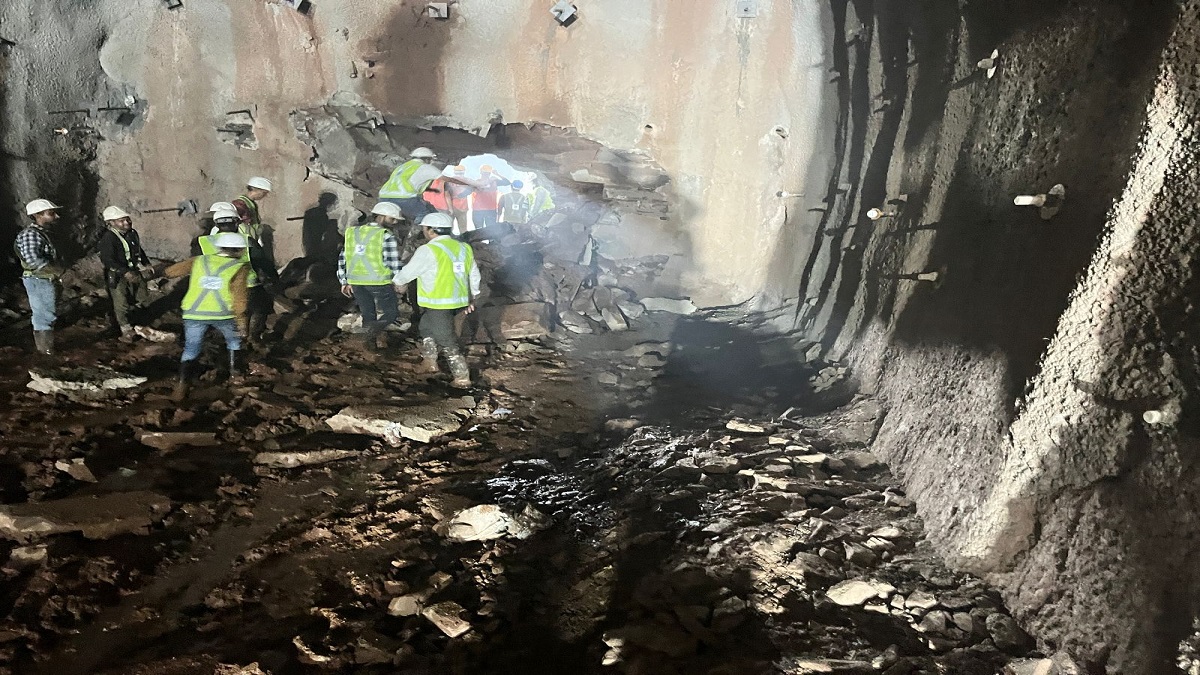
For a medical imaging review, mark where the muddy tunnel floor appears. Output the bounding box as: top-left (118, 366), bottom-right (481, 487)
top-left (0, 296), bottom-right (1054, 675)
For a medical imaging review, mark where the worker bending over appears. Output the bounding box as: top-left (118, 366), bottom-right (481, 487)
top-left (231, 177), bottom-right (272, 243)
top-left (338, 202), bottom-right (405, 350)
top-left (393, 212), bottom-right (480, 388)
top-left (98, 206), bottom-right (154, 340)
top-left (163, 232), bottom-right (251, 401)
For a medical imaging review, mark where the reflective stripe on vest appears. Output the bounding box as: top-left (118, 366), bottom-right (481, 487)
top-left (109, 227), bottom-right (134, 267)
top-left (181, 255), bottom-right (243, 320)
top-left (417, 239), bottom-right (473, 309)
top-left (199, 235), bottom-right (259, 287)
top-left (344, 225), bottom-right (391, 285)
top-left (379, 159), bottom-right (425, 199)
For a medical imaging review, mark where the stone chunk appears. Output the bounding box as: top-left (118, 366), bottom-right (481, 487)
top-left (640, 297), bottom-right (698, 315)
top-left (479, 302), bottom-right (553, 339)
top-left (54, 458), bottom-right (97, 483)
top-left (986, 613), bottom-right (1034, 654)
top-left (0, 491), bottom-right (171, 542)
top-left (600, 307), bottom-right (628, 332)
top-left (136, 431), bottom-right (219, 450)
top-left (253, 449), bottom-right (357, 469)
top-left (726, 420), bottom-right (766, 434)
top-left (326, 398), bottom-right (474, 444)
top-left (133, 326), bottom-right (175, 342)
top-left (825, 579), bottom-right (895, 606)
top-left (558, 309), bottom-right (593, 334)
top-left (697, 454), bottom-right (741, 474)
top-left (422, 601), bottom-right (472, 638)
top-left (904, 589), bottom-right (939, 611)
top-left (437, 504), bottom-right (550, 542)
top-left (27, 365), bottom-right (147, 397)
top-left (616, 300), bottom-right (645, 319)
top-left (387, 594), bottom-right (423, 617)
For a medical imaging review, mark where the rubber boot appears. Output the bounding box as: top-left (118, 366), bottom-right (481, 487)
top-left (417, 337), bottom-right (439, 373)
top-left (172, 360), bottom-right (195, 402)
top-left (247, 313), bottom-right (267, 351)
top-left (228, 349), bottom-right (245, 383)
top-left (446, 352), bottom-right (471, 388)
top-left (33, 331), bottom-right (53, 356)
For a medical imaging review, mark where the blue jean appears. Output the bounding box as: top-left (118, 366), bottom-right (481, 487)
top-left (352, 284), bottom-right (399, 336)
top-left (472, 209), bottom-right (498, 231)
top-left (181, 319), bottom-right (241, 362)
top-left (22, 276), bottom-right (57, 331)
top-left (381, 197), bottom-right (434, 223)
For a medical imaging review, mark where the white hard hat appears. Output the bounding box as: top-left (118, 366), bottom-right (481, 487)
top-left (247, 177), bottom-right (273, 191)
top-left (410, 147), bottom-right (436, 159)
top-left (371, 202), bottom-right (402, 219)
top-left (25, 199), bottom-right (60, 216)
top-left (213, 232), bottom-right (248, 249)
top-left (421, 212), bottom-right (455, 231)
top-left (208, 201), bottom-right (235, 214)
top-left (212, 207), bottom-right (241, 222)
top-left (102, 206), bottom-right (131, 221)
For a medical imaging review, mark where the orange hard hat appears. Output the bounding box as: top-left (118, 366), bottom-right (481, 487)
top-left (480, 164), bottom-right (494, 172)
top-left (454, 165), bottom-right (466, 172)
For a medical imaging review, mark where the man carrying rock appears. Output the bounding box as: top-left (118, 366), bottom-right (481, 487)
top-left (98, 206), bottom-right (154, 340)
top-left (338, 202), bottom-right (405, 351)
top-left (392, 212), bottom-right (481, 388)
top-left (162, 232), bottom-right (251, 401)
top-left (14, 199), bottom-right (64, 356)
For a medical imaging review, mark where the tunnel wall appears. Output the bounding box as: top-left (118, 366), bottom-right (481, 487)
top-left (0, 0), bottom-right (835, 307)
top-left (803, 0), bottom-right (1200, 672)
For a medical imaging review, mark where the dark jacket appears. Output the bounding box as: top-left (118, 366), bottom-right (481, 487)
top-left (98, 227), bottom-right (150, 272)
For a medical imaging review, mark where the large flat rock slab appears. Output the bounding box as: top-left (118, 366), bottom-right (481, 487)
top-left (326, 397), bottom-right (475, 444)
top-left (27, 366), bottom-right (147, 397)
top-left (0, 491), bottom-right (172, 543)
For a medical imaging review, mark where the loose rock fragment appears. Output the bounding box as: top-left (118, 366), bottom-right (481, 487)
top-left (27, 365), bottom-right (147, 397)
top-left (640, 297), bottom-right (698, 315)
top-left (726, 419), bottom-right (766, 434)
top-left (826, 579), bottom-right (895, 606)
top-left (422, 601), bottom-right (472, 637)
top-left (136, 431), bottom-right (220, 450)
top-left (54, 458), bottom-right (97, 483)
top-left (479, 302), bottom-right (554, 339)
top-left (253, 449), bottom-right (357, 469)
top-left (0, 491), bottom-right (171, 542)
top-left (387, 594), bottom-right (423, 617)
top-left (326, 398), bottom-right (474, 444)
top-left (438, 503), bottom-right (550, 542)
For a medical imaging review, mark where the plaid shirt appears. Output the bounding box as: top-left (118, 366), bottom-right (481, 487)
top-left (14, 225), bottom-right (56, 272)
top-left (337, 227), bottom-right (402, 284)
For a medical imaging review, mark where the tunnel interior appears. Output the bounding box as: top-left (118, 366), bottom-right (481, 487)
top-left (1, 0), bottom-right (1200, 673)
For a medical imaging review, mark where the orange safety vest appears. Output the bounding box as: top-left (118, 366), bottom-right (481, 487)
top-left (424, 177), bottom-right (449, 211)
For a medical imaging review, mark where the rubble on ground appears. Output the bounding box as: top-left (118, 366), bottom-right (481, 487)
top-left (325, 397), bottom-right (475, 444)
top-left (0, 491), bottom-right (171, 542)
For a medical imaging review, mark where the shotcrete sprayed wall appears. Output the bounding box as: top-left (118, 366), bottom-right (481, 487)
top-left (801, 0), bottom-right (1200, 672)
top-left (0, 0), bottom-right (834, 307)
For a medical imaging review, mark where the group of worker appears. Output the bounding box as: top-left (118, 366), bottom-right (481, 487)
top-left (12, 145), bottom-right (552, 401)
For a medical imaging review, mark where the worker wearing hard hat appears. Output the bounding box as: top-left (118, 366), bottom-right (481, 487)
top-left (527, 177), bottom-right (556, 221)
top-left (98, 206), bottom-right (154, 340)
top-left (469, 164), bottom-right (511, 231)
top-left (15, 199), bottom-right (64, 355)
top-left (379, 147), bottom-right (479, 223)
top-left (392, 212), bottom-right (481, 388)
top-left (231, 177), bottom-right (272, 244)
top-left (162, 231), bottom-right (252, 401)
top-left (445, 165), bottom-right (475, 234)
top-left (203, 202), bottom-right (278, 348)
top-left (499, 180), bottom-right (533, 225)
top-left (337, 202), bottom-right (406, 350)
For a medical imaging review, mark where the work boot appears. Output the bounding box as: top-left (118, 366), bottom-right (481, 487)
top-left (446, 352), bottom-right (471, 388)
top-left (118, 326), bottom-right (136, 343)
top-left (172, 360), bottom-right (195, 402)
top-left (32, 331), bottom-right (53, 356)
top-left (417, 337), bottom-right (439, 373)
top-left (375, 333), bottom-right (388, 351)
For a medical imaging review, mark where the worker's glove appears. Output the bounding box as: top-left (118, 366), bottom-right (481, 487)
top-left (139, 265), bottom-right (157, 280)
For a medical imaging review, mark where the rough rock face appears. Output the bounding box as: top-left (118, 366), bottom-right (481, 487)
top-left (797, 0), bottom-right (1200, 671)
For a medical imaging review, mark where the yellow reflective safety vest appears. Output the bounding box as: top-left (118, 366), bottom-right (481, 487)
top-left (181, 254), bottom-right (244, 321)
top-left (417, 238), bottom-right (474, 309)
top-left (529, 187), bottom-right (555, 215)
top-left (344, 225), bottom-right (391, 285)
top-left (379, 159), bottom-right (425, 199)
top-left (198, 235), bottom-right (259, 287)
